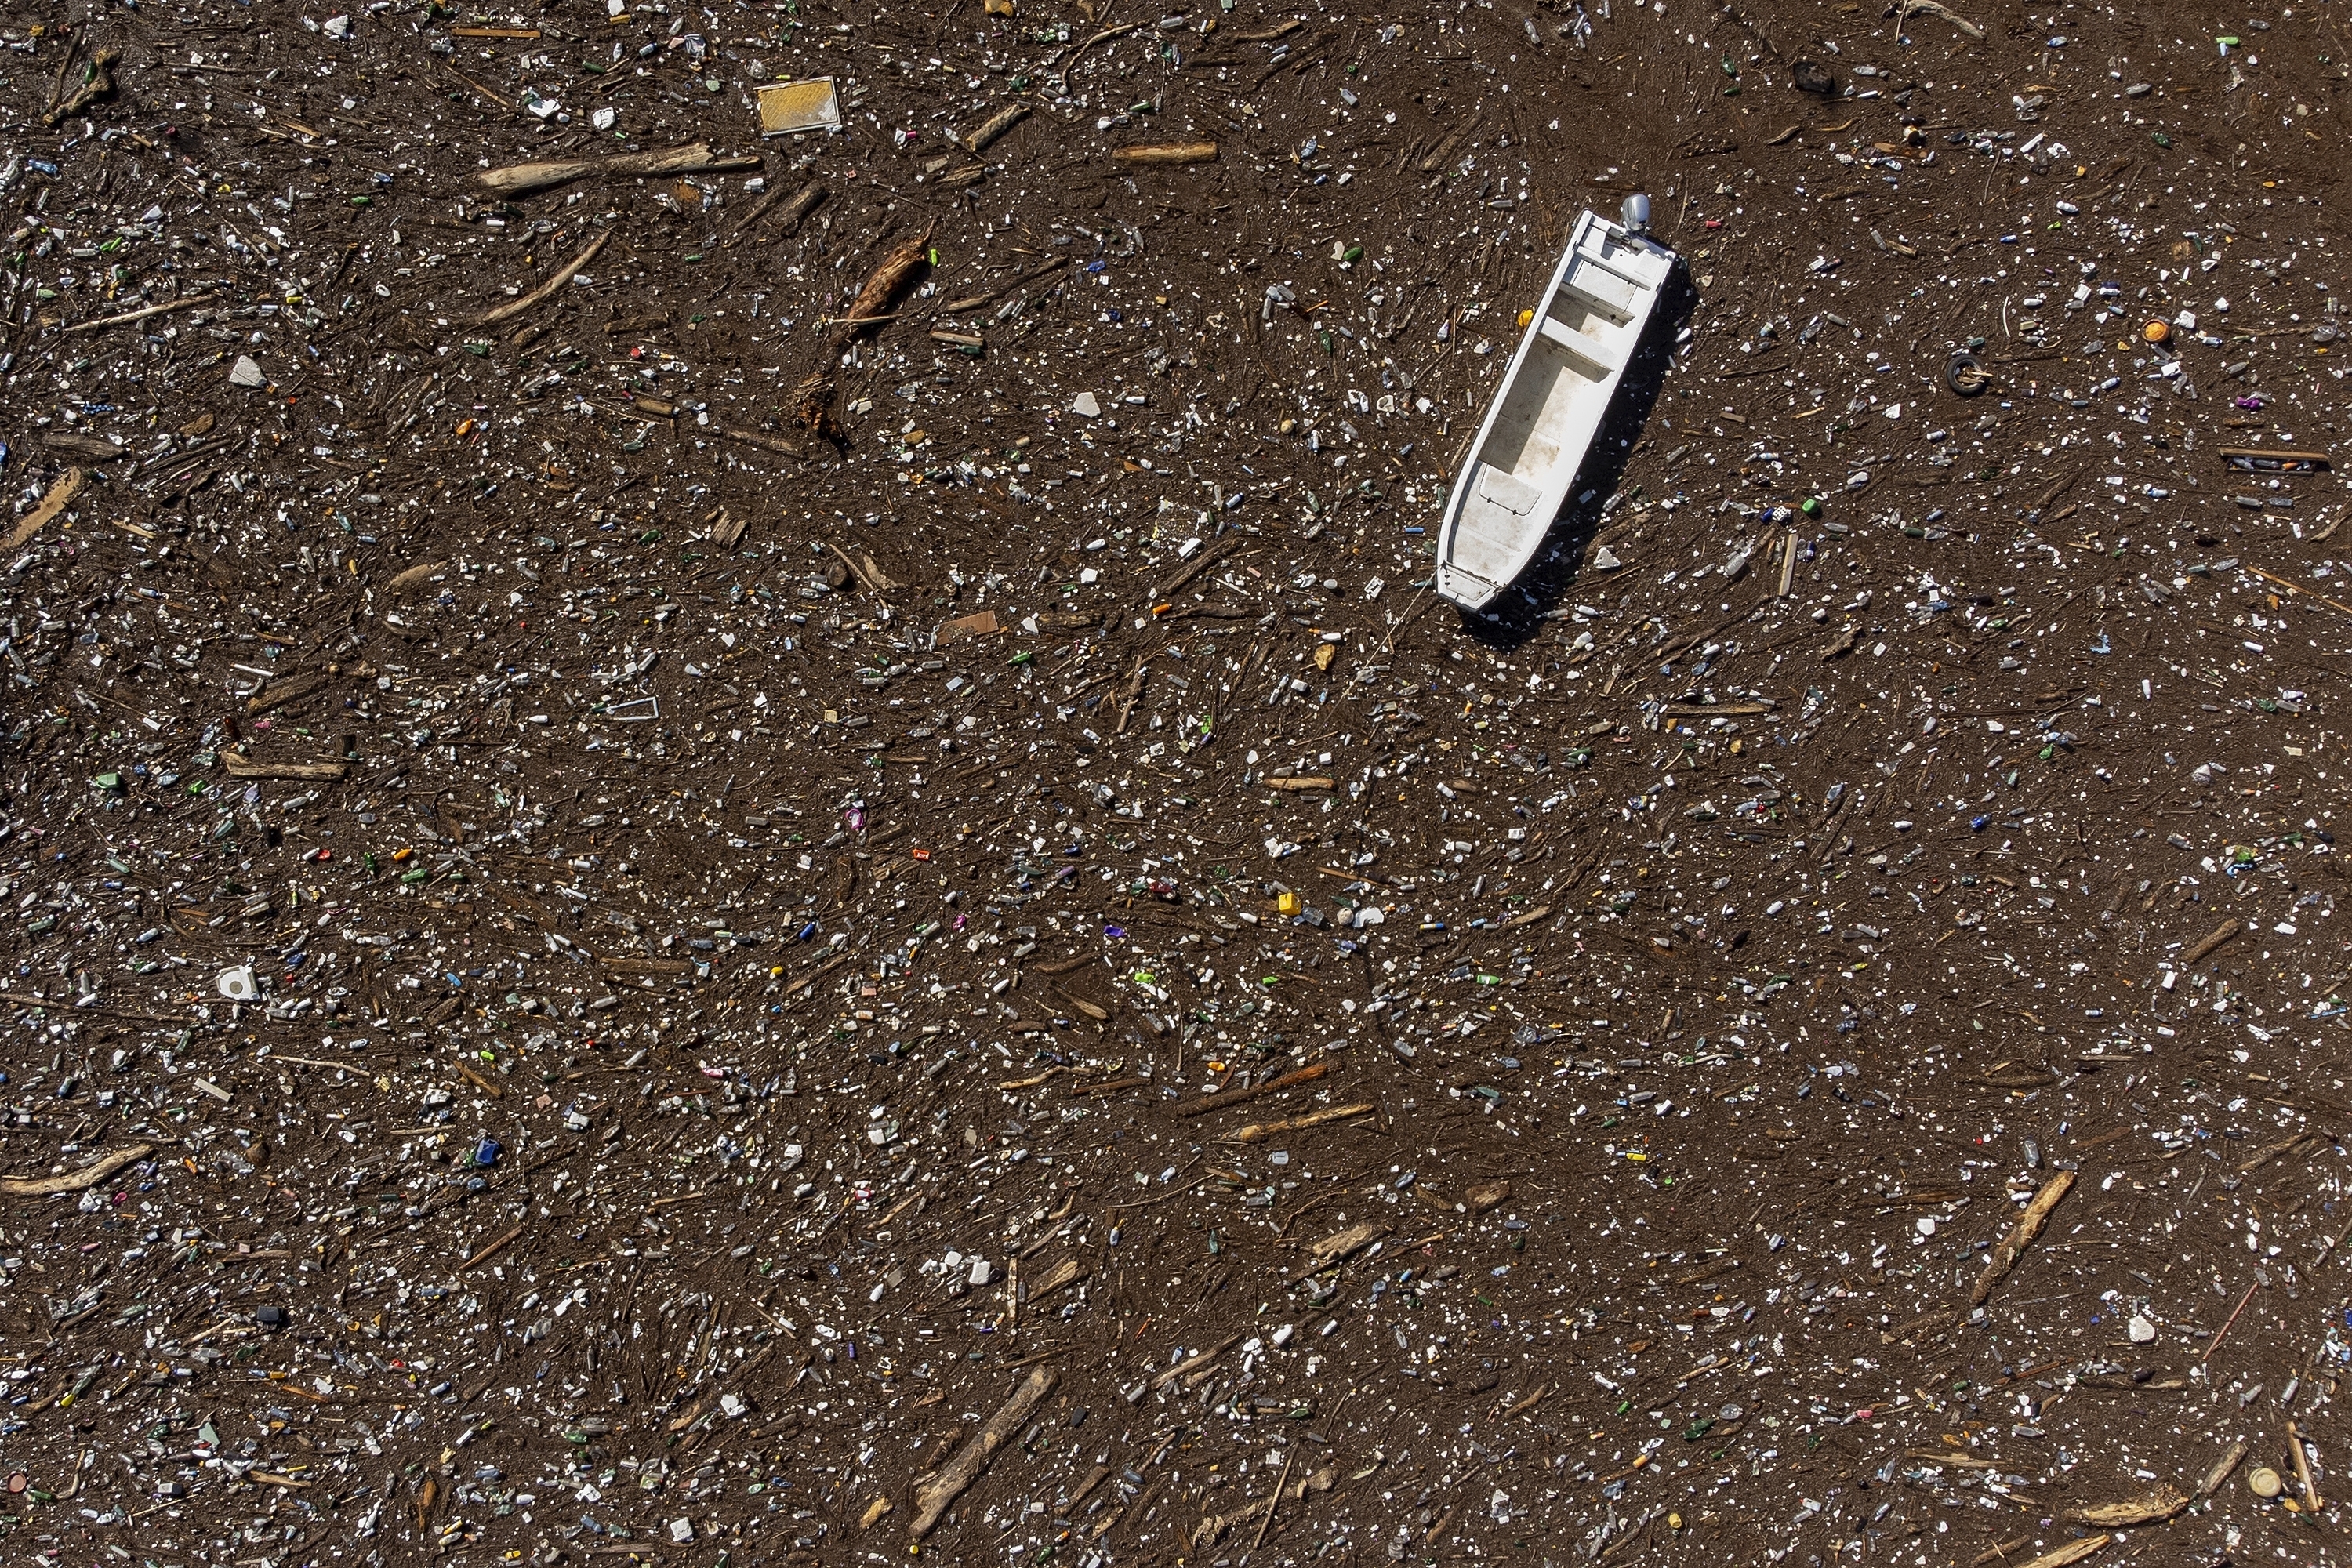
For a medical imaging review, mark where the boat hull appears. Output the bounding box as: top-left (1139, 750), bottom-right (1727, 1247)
top-left (1435, 210), bottom-right (1674, 611)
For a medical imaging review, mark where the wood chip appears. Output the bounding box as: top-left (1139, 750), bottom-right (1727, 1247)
top-left (1968, 1171), bottom-right (2075, 1308)
top-left (2063, 1483), bottom-right (2189, 1526)
top-left (964, 103), bottom-right (1030, 153)
top-left (3, 467), bottom-right (86, 552)
top-left (218, 750), bottom-right (350, 782)
top-left (2012, 1534), bottom-right (2109, 1568)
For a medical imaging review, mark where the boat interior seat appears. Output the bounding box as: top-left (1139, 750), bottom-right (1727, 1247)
top-left (1558, 263), bottom-right (1639, 324)
top-left (1473, 464), bottom-right (1544, 519)
top-left (1572, 238), bottom-right (1653, 289)
top-left (1535, 313), bottom-right (1619, 373)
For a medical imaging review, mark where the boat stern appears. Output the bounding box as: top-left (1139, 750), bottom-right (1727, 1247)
top-left (1436, 562), bottom-right (1503, 611)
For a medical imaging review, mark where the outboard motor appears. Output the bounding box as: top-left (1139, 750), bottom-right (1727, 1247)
top-left (1620, 193), bottom-right (1652, 238)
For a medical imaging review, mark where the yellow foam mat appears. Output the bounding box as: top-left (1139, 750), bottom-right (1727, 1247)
top-left (757, 78), bottom-right (841, 136)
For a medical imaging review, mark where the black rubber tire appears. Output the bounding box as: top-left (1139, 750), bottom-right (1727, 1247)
top-left (1946, 351), bottom-right (1991, 397)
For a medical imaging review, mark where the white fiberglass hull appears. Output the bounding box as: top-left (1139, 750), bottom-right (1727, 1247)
top-left (1435, 209), bottom-right (1674, 611)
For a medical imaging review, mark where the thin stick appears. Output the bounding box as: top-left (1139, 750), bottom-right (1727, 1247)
top-left (0, 992), bottom-right (190, 1025)
top-left (939, 254), bottom-right (1068, 315)
top-left (441, 59), bottom-right (515, 112)
top-left (462, 1224), bottom-right (524, 1271)
top-left (2179, 916), bottom-right (2243, 969)
top-left (1338, 587), bottom-right (1433, 703)
top-left (1051, 22), bottom-right (1146, 93)
top-left (1896, 0), bottom-right (1987, 41)
top-left (2288, 1419), bottom-right (2325, 1510)
top-left (1102, 1173), bottom-right (1210, 1211)
top-left (2246, 564), bottom-right (2352, 622)
top-left (2310, 1210), bottom-right (2352, 1270)
top-left (1152, 538), bottom-right (1240, 601)
top-left (1247, 1444), bottom-right (1298, 1559)
top-left (474, 230), bottom-right (611, 328)
top-left (722, 180), bottom-right (787, 237)
top-left (218, 751), bottom-right (349, 782)
top-left (1113, 659), bottom-right (1150, 735)
top-left (1221, 1102), bottom-right (1378, 1144)
top-left (59, 292), bottom-right (218, 337)
top-left (1170, 1062), bottom-right (1328, 1119)
top-left (2201, 1279), bottom-right (2260, 1363)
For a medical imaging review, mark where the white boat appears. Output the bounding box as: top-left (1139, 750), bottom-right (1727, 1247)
top-left (1435, 206), bottom-right (1674, 611)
